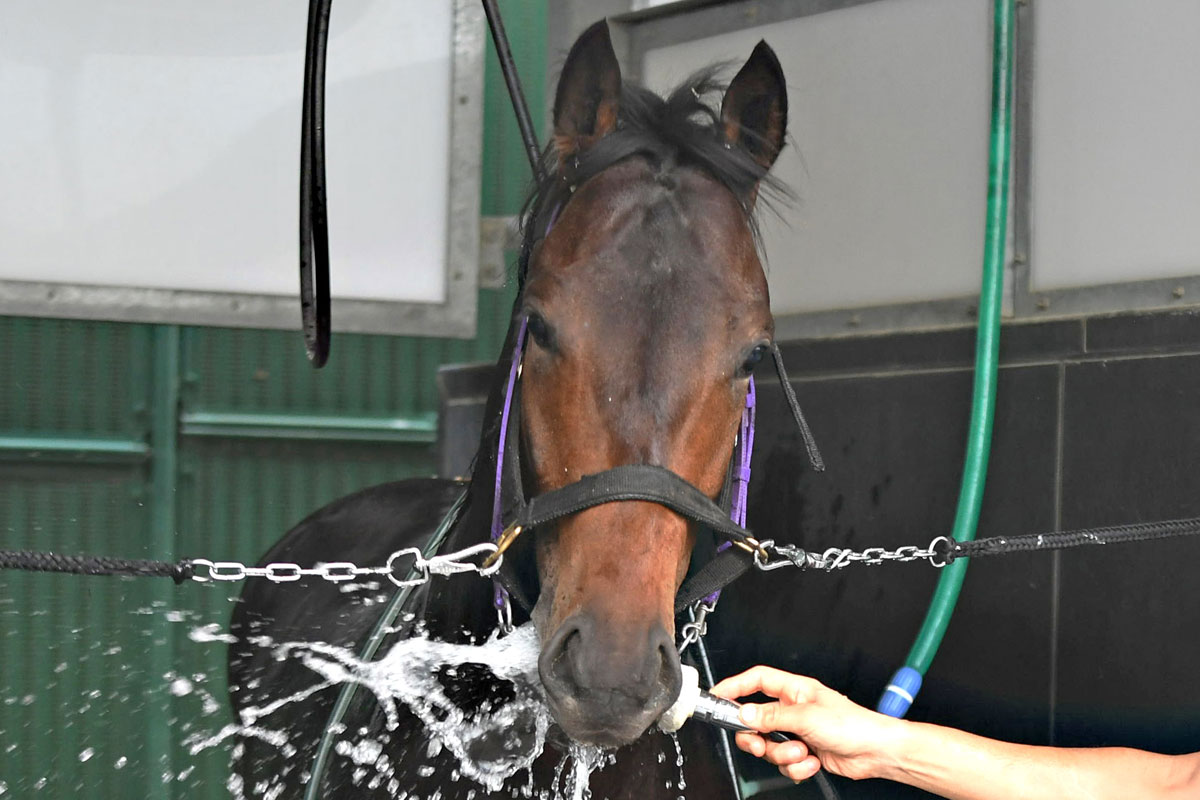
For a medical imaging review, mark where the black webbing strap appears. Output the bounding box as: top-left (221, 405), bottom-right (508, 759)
top-left (771, 343), bottom-right (824, 472)
top-left (498, 458), bottom-right (765, 616)
top-left (0, 550), bottom-right (194, 583)
top-left (673, 548), bottom-right (754, 613)
top-left (511, 465), bottom-right (756, 546)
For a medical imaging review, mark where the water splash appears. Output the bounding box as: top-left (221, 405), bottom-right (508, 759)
top-left (286, 624), bottom-right (567, 792)
top-left (199, 623), bottom-right (614, 798)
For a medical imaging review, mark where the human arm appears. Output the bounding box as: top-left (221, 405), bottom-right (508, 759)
top-left (710, 666), bottom-right (1200, 800)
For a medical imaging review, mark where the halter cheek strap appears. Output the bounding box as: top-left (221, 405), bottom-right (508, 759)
top-left (490, 317), bottom-right (528, 613)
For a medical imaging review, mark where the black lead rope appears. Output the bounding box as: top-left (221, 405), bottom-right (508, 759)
top-left (939, 517), bottom-right (1200, 564)
top-left (299, 0), bottom-right (333, 367)
top-left (0, 550), bottom-right (194, 583)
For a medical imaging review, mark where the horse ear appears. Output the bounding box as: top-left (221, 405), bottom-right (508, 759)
top-left (553, 20), bottom-right (622, 165)
top-left (721, 41), bottom-right (788, 171)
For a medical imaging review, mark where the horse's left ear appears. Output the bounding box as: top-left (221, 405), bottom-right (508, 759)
top-left (721, 41), bottom-right (788, 172)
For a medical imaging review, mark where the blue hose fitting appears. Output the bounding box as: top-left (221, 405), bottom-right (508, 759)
top-left (876, 666), bottom-right (922, 718)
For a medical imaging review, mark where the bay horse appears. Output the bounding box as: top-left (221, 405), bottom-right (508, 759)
top-left (229, 20), bottom-right (792, 799)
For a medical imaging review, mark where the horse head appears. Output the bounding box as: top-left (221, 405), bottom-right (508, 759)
top-left (507, 21), bottom-right (788, 747)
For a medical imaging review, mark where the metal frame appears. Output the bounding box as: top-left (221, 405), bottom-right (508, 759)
top-left (0, 0), bottom-right (486, 339)
top-left (548, 0), bottom-right (1200, 341)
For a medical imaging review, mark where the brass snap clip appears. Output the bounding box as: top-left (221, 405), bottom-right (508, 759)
top-left (482, 523), bottom-right (524, 570)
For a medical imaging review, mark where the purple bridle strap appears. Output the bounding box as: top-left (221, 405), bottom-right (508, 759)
top-left (491, 316), bottom-right (528, 608)
top-left (702, 376), bottom-right (756, 606)
top-left (491, 203), bottom-right (562, 612)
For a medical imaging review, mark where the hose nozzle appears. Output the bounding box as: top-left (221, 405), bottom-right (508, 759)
top-left (659, 665), bottom-right (790, 742)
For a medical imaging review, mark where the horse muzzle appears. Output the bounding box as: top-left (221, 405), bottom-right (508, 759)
top-left (537, 612), bottom-right (681, 746)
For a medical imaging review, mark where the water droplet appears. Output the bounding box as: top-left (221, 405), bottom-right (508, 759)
top-left (78, 747), bottom-right (95, 762)
top-left (188, 623), bottom-right (236, 644)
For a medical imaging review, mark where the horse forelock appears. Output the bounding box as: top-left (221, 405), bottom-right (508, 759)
top-left (518, 67), bottom-right (790, 286)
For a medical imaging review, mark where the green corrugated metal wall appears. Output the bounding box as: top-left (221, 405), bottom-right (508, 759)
top-left (0, 3), bottom-right (544, 796)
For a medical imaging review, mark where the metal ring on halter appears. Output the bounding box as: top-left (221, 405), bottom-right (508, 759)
top-left (750, 539), bottom-right (775, 569)
top-left (733, 536), bottom-right (770, 562)
top-left (482, 523), bottom-right (523, 569)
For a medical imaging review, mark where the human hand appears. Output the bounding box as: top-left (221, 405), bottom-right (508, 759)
top-left (710, 666), bottom-right (901, 784)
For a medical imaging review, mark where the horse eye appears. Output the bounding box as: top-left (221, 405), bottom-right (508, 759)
top-left (739, 344), bottom-right (768, 377)
top-left (526, 313), bottom-right (552, 349)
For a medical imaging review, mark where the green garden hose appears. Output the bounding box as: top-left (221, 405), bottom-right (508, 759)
top-left (877, 0), bottom-right (1016, 717)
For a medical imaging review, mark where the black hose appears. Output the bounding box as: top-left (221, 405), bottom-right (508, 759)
top-left (813, 769), bottom-right (840, 800)
top-left (481, 0), bottom-right (545, 182)
top-left (299, 0), bottom-right (332, 367)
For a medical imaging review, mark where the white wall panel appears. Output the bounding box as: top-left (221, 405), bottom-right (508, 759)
top-left (0, 0), bottom-right (456, 307)
top-left (642, 0), bottom-right (991, 315)
top-left (1031, 0), bottom-right (1200, 291)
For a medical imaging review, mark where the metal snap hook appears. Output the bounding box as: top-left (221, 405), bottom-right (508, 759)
top-left (481, 523), bottom-right (523, 570)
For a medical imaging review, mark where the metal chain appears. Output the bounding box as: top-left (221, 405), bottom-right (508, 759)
top-left (188, 542), bottom-right (502, 588)
top-left (752, 536), bottom-right (952, 573)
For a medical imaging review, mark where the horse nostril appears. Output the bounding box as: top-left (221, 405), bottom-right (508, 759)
top-left (539, 619), bottom-right (586, 696)
top-left (652, 627), bottom-right (682, 708)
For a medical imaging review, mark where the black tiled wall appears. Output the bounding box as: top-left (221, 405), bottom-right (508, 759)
top-left (437, 309), bottom-right (1200, 799)
top-left (716, 309), bottom-right (1200, 797)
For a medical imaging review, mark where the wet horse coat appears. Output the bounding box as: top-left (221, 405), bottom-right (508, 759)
top-left (229, 21), bottom-right (792, 799)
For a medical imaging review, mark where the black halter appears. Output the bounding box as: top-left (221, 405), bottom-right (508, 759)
top-left (486, 316), bottom-right (824, 618)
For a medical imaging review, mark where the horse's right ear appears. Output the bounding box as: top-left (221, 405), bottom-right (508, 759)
top-left (553, 20), bottom-right (621, 167)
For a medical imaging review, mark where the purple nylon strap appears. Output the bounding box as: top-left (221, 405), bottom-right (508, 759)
top-left (703, 376), bottom-right (756, 606)
top-left (491, 317), bottom-right (528, 609)
top-left (493, 203), bottom-right (561, 611)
